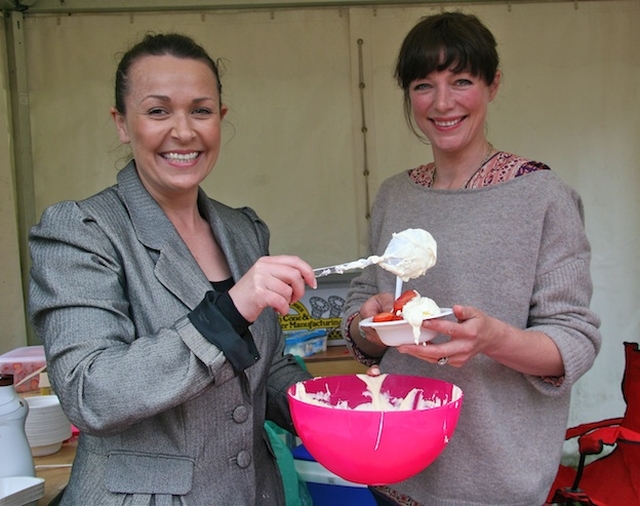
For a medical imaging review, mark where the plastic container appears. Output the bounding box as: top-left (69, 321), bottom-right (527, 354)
top-left (292, 445), bottom-right (376, 506)
top-left (284, 329), bottom-right (327, 358)
top-left (0, 347), bottom-right (46, 393)
top-left (288, 374), bottom-right (463, 485)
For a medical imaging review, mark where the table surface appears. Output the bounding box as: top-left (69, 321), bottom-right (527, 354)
top-left (302, 345), bottom-right (368, 376)
top-left (34, 437), bottom-right (76, 505)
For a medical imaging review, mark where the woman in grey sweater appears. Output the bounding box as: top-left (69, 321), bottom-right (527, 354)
top-left (342, 12), bottom-right (601, 506)
top-left (29, 33), bottom-right (315, 505)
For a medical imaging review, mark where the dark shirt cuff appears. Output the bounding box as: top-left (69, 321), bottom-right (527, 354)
top-left (214, 291), bottom-right (250, 334)
top-left (188, 291), bottom-right (259, 373)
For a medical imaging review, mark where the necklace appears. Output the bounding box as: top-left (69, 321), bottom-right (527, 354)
top-left (432, 142), bottom-right (494, 189)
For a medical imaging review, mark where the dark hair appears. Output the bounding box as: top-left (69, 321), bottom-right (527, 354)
top-left (394, 12), bottom-right (499, 134)
top-left (114, 33), bottom-right (222, 114)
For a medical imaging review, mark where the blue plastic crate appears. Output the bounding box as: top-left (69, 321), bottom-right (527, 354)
top-left (292, 445), bottom-right (376, 506)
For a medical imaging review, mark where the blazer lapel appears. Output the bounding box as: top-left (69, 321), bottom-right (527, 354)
top-left (117, 163), bottom-right (211, 310)
top-left (201, 197), bottom-right (244, 282)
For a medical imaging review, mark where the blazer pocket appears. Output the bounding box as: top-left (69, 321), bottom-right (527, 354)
top-left (105, 451), bottom-right (195, 496)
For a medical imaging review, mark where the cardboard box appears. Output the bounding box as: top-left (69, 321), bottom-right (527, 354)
top-left (279, 274), bottom-right (355, 346)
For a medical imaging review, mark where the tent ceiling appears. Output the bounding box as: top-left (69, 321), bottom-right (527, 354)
top-left (2, 0), bottom-right (450, 14)
top-left (0, 0), bottom-right (594, 14)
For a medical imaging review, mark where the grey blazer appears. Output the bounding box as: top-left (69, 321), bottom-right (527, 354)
top-left (29, 162), bottom-right (311, 506)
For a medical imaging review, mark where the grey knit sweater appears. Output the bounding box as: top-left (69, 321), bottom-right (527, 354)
top-left (343, 169), bottom-right (601, 506)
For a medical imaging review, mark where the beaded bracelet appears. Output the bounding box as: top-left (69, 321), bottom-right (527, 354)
top-left (343, 311), bottom-right (381, 367)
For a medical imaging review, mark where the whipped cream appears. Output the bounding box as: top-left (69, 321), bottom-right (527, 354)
top-left (401, 294), bottom-right (441, 344)
top-left (377, 229), bottom-right (437, 282)
top-left (292, 374), bottom-right (444, 411)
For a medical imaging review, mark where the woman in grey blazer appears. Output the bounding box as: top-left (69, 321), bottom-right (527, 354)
top-left (28, 33), bottom-right (316, 506)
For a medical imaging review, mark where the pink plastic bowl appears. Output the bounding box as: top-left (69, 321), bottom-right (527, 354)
top-left (287, 374), bottom-right (463, 485)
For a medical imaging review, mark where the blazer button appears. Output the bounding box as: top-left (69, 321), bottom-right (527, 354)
top-left (236, 449), bottom-right (252, 468)
top-left (232, 405), bottom-right (249, 423)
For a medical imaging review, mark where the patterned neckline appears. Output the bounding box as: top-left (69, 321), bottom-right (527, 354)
top-left (409, 151), bottom-right (550, 190)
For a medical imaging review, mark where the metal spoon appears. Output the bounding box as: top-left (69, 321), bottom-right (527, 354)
top-left (313, 228), bottom-right (437, 281)
top-left (313, 257), bottom-right (379, 278)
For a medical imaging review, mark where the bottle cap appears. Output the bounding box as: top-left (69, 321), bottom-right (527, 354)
top-left (0, 374), bottom-right (14, 386)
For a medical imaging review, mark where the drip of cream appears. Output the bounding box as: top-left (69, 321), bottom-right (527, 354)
top-left (400, 294), bottom-right (442, 344)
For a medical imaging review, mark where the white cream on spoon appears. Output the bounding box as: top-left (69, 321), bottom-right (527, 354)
top-left (313, 228), bottom-right (437, 281)
top-left (378, 229), bottom-right (437, 282)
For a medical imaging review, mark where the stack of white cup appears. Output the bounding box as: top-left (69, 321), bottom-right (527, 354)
top-left (24, 395), bottom-right (72, 457)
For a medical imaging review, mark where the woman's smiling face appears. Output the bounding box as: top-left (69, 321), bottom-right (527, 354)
top-left (409, 68), bottom-right (500, 155)
top-left (112, 54), bottom-right (227, 202)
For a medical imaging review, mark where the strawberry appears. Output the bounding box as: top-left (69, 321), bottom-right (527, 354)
top-left (372, 312), bottom-right (400, 322)
top-left (393, 290), bottom-right (420, 314)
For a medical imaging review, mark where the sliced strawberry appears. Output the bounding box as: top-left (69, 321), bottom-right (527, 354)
top-left (393, 290), bottom-right (420, 313)
top-left (372, 312), bottom-right (400, 322)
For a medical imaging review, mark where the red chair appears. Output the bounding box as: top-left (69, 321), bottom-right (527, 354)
top-left (545, 342), bottom-right (640, 506)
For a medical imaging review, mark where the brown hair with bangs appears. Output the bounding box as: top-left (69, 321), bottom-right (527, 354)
top-left (394, 11), bottom-right (499, 138)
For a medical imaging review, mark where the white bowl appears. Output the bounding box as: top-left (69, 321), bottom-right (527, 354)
top-left (30, 441), bottom-right (63, 457)
top-left (360, 308), bottom-right (453, 346)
